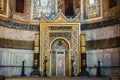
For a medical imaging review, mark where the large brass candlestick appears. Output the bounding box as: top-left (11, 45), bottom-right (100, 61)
top-left (43, 55), bottom-right (48, 77)
top-left (21, 61), bottom-right (26, 76)
top-left (71, 56), bottom-right (75, 77)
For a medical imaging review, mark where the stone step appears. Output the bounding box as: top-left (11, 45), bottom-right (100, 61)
top-left (6, 77), bottom-right (110, 80)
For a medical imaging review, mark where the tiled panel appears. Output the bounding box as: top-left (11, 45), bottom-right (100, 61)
top-left (0, 20), bottom-right (39, 31)
top-left (81, 17), bottom-right (120, 30)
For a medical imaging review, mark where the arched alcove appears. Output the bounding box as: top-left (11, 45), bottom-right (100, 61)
top-left (51, 39), bottom-right (69, 76)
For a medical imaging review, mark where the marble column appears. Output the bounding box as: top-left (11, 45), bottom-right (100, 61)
top-left (31, 33), bottom-right (41, 76)
top-left (78, 33), bottom-right (89, 76)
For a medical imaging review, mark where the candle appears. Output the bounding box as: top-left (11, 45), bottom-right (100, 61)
top-left (34, 47), bottom-right (39, 53)
top-left (45, 54), bottom-right (47, 59)
top-left (71, 56), bottom-right (74, 60)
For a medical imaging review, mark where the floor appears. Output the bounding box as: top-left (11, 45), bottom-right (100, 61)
top-left (6, 76), bottom-right (110, 80)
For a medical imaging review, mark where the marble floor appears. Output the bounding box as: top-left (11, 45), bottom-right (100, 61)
top-left (6, 76), bottom-right (110, 80)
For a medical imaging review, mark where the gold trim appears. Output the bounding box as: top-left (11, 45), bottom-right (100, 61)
top-left (39, 12), bottom-right (80, 76)
top-left (0, 0), bottom-right (7, 16)
top-left (39, 11), bottom-right (80, 23)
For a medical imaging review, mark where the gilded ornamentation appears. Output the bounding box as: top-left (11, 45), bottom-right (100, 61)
top-left (107, 8), bottom-right (120, 17)
top-left (57, 0), bottom-right (64, 12)
top-left (71, 26), bottom-right (79, 75)
top-left (0, 0), bottom-right (3, 10)
top-left (39, 12), bottom-right (80, 76)
top-left (73, 0), bottom-right (80, 14)
top-left (0, 0), bottom-right (7, 15)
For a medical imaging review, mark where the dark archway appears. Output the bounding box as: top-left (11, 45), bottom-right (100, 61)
top-left (65, 0), bottom-right (75, 16)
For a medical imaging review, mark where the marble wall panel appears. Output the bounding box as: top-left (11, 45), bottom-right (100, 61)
top-left (0, 48), bottom-right (33, 76)
top-left (0, 48), bottom-right (33, 66)
top-left (0, 26), bottom-right (38, 41)
top-left (86, 37), bottom-right (120, 50)
top-left (86, 47), bottom-right (120, 54)
top-left (0, 67), bottom-right (32, 76)
top-left (86, 47), bottom-right (120, 76)
top-left (84, 24), bottom-right (120, 41)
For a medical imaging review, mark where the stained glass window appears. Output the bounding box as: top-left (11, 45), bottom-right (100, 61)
top-left (32, 0), bottom-right (56, 20)
top-left (83, 0), bottom-right (101, 19)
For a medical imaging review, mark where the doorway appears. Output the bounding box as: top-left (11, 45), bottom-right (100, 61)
top-left (52, 50), bottom-right (65, 76)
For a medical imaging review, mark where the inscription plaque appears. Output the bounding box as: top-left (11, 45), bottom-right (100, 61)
top-left (49, 32), bottom-right (71, 37)
top-left (49, 26), bottom-right (72, 30)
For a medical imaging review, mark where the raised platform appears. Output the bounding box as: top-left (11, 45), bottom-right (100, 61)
top-left (6, 76), bottom-right (110, 80)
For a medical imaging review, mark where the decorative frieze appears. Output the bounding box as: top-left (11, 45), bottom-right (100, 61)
top-left (81, 17), bottom-right (120, 30)
top-left (0, 19), bottom-right (39, 31)
top-left (49, 26), bottom-right (72, 30)
top-left (49, 32), bottom-right (71, 37)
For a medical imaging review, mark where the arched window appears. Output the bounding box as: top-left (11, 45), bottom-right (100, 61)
top-left (82, 0), bottom-right (101, 19)
top-left (32, 0), bottom-right (56, 20)
top-left (65, 0), bottom-right (75, 16)
top-left (16, 0), bottom-right (24, 13)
